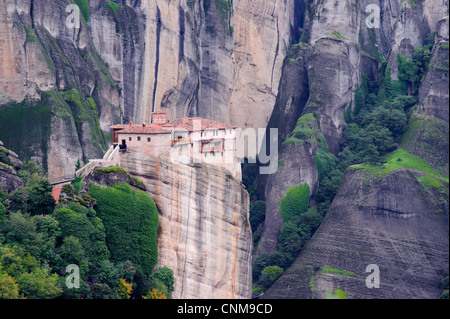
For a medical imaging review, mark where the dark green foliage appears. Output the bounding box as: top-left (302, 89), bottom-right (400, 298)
top-left (89, 183), bottom-right (159, 275)
top-left (54, 207), bottom-right (110, 269)
top-left (21, 176), bottom-right (55, 216)
top-left (278, 222), bottom-right (303, 259)
top-left (249, 201), bottom-right (266, 232)
top-left (0, 203), bottom-right (6, 223)
top-left (0, 98), bottom-right (52, 170)
top-left (253, 252), bottom-right (292, 281)
top-left (242, 158), bottom-right (259, 200)
top-left (278, 207), bottom-right (322, 259)
top-left (150, 267), bottom-right (175, 298)
top-left (0, 152), bottom-right (169, 298)
top-left (89, 283), bottom-right (119, 299)
top-left (0, 184), bottom-right (9, 207)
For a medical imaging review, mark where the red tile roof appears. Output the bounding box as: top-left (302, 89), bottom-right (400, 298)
top-left (169, 117), bottom-right (237, 131)
top-left (110, 124), bottom-right (130, 129)
top-left (111, 117), bottom-right (237, 134)
top-left (118, 124), bottom-right (171, 135)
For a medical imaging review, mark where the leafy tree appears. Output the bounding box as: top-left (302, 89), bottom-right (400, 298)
top-left (253, 252), bottom-right (292, 281)
top-left (0, 244), bottom-right (62, 299)
top-left (10, 174), bottom-right (55, 216)
top-left (16, 266), bottom-right (62, 299)
top-left (131, 268), bottom-right (151, 299)
top-left (91, 260), bottom-right (121, 288)
top-left (397, 54), bottom-right (419, 91)
top-left (54, 208), bottom-right (110, 268)
top-left (278, 222), bottom-right (302, 259)
top-left (151, 267), bottom-right (175, 295)
top-left (25, 175), bottom-right (55, 216)
top-left (0, 183), bottom-right (9, 207)
top-left (0, 271), bottom-right (19, 299)
top-left (260, 266), bottom-right (283, 289)
top-left (142, 288), bottom-right (167, 299)
top-left (60, 236), bottom-right (87, 275)
top-left (89, 283), bottom-right (119, 299)
top-left (117, 278), bottom-right (132, 299)
top-left (17, 161), bottom-right (46, 185)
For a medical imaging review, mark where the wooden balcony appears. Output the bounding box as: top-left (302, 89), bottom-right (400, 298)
top-left (171, 137), bottom-right (191, 145)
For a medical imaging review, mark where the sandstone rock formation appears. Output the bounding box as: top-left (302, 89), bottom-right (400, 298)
top-left (0, 0), bottom-right (121, 183)
top-left (89, 0), bottom-right (303, 132)
top-left (118, 149), bottom-right (252, 299)
top-left (254, 0), bottom-right (363, 259)
top-left (263, 168), bottom-right (449, 299)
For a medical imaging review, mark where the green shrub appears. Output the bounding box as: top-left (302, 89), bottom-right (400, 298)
top-left (260, 266), bottom-right (283, 289)
top-left (280, 183), bottom-right (310, 224)
top-left (89, 183), bottom-right (159, 275)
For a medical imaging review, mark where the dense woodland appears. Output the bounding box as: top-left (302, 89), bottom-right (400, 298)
top-left (0, 161), bottom-right (173, 299)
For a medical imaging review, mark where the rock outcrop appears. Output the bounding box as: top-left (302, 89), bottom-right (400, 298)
top-left (262, 168), bottom-right (449, 299)
top-left (118, 149), bottom-right (252, 299)
top-left (0, 141), bottom-right (24, 193)
top-left (0, 0), bottom-right (121, 183)
top-left (254, 0), bottom-right (362, 259)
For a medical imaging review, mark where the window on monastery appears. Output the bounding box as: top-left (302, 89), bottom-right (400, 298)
top-left (148, 138), bottom-right (151, 142)
top-left (138, 136), bottom-right (141, 141)
top-left (129, 137), bottom-right (132, 141)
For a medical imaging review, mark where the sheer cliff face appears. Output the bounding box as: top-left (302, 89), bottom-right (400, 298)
top-left (254, 0), bottom-right (449, 269)
top-left (0, 0), bottom-right (301, 182)
top-left (89, 0), bottom-right (300, 130)
top-left (0, 0), bottom-right (121, 183)
top-left (119, 150), bottom-right (252, 299)
top-left (263, 168), bottom-right (449, 299)
top-left (257, 0), bottom-right (449, 298)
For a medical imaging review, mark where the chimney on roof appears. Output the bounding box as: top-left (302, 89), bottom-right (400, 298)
top-left (152, 111), bottom-right (168, 125)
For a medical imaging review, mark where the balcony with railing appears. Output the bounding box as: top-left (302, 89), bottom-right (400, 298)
top-left (171, 137), bottom-right (192, 145)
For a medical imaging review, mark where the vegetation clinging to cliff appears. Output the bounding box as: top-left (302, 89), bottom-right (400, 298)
top-left (0, 155), bottom-right (171, 299)
top-left (89, 183), bottom-right (159, 275)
